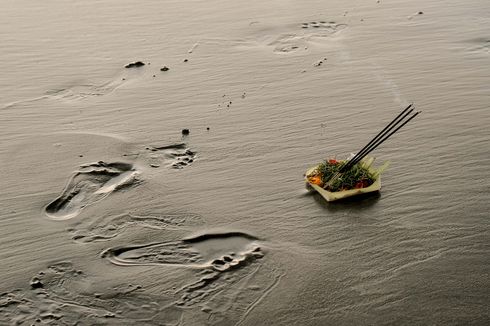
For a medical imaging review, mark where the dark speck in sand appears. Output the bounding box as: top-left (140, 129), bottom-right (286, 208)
top-left (418, 11), bottom-right (424, 15)
top-left (182, 129), bottom-right (190, 135)
top-left (184, 59), bottom-right (188, 62)
top-left (125, 61), bottom-right (145, 68)
top-left (30, 278), bottom-right (43, 289)
top-left (206, 127), bottom-right (210, 131)
top-left (160, 66), bottom-right (169, 71)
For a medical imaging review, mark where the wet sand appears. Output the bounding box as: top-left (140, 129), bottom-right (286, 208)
top-left (1, 0), bottom-right (489, 325)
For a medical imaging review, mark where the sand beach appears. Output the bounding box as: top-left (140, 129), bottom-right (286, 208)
top-left (1, 0), bottom-right (489, 325)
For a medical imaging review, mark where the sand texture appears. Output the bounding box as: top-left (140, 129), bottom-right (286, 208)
top-left (1, 0), bottom-right (489, 325)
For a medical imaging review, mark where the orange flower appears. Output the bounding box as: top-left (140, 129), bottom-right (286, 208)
top-left (308, 175), bottom-right (324, 186)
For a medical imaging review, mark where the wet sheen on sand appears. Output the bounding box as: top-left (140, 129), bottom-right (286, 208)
top-left (1, 0), bottom-right (489, 325)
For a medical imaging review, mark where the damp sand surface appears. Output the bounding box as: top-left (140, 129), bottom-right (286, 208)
top-left (1, 0), bottom-right (489, 325)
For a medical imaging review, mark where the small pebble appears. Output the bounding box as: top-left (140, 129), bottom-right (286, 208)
top-left (206, 127), bottom-right (210, 131)
top-left (124, 61), bottom-right (145, 68)
top-left (160, 66), bottom-right (169, 71)
top-left (182, 129), bottom-right (190, 135)
top-left (183, 59), bottom-right (188, 62)
top-left (418, 11), bottom-right (424, 15)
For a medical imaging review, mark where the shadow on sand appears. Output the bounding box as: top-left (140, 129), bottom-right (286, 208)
top-left (308, 188), bottom-right (381, 212)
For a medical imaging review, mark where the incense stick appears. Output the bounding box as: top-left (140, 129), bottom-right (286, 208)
top-left (340, 104), bottom-right (413, 173)
top-left (325, 105), bottom-right (420, 189)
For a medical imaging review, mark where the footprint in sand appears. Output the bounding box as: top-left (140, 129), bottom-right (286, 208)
top-left (2, 64), bottom-right (147, 109)
top-left (101, 232), bottom-right (261, 268)
top-left (69, 211), bottom-right (204, 243)
top-left (3, 80), bottom-right (128, 109)
top-left (0, 262), bottom-right (181, 325)
top-left (101, 232), bottom-right (282, 321)
top-left (45, 161), bottom-right (140, 220)
top-left (45, 63), bottom-right (147, 101)
top-left (143, 143), bottom-right (196, 169)
top-left (240, 20), bottom-right (347, 53)
top-left (0, 256), bottom-right (281, 325)
top-left (45, 79), bottom-right (126, 101)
